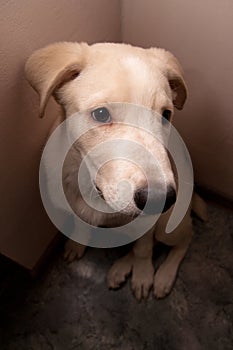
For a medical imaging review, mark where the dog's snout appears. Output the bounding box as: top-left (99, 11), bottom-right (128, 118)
top-left (134, 186), bottom-right (176, 214)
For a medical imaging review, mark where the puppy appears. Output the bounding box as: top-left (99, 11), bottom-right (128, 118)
top-left (25, 42), bottom-right (207, 300)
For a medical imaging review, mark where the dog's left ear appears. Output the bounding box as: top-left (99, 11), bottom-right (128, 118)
top-left (25, 42), bottom-right (89, 118)
top-left (148, 48), bottom-right (187, 109)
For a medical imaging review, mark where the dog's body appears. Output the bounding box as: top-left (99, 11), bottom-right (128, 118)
top-left (25, 42), bottom-right (207, 300)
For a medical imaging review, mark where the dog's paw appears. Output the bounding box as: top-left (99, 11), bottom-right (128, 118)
top-left (64, 239), bottom-right (86, 262)
top-left (131, 258), bottom-right (154, 301)
top-left (153, 264), bottom-right (176, 299)
top-left (107, 252), bottom-right (133, 289)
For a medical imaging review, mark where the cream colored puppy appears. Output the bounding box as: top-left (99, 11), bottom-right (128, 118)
top-left (25, 42), bottom-right (206, 300)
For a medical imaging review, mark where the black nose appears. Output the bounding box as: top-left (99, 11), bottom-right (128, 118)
top-left (134, 186), bottom-right (176, 214)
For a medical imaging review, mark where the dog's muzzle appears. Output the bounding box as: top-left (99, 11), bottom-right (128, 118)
top-left (95, 182), bottom-right (176, 215)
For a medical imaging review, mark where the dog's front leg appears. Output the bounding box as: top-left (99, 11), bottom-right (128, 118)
top-left (64, 221), bottom-right (90, 262)
top-left (107, 228), bottom-right (155, 301)
top-left (153, 233), bottom-right (192, 299)
top-left (130, 228), bottom-right (155, 300)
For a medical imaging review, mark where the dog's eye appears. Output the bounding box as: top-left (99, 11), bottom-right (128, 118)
top-left (162, 109), bottom-right (172, 124)
top-left (91, 107), bottom-right (111, 123)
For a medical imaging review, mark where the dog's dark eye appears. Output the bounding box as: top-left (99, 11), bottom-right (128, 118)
top-left (162, 109), bottom-right (172, 124)
top-left (91, 107), bottom-right (111, 123)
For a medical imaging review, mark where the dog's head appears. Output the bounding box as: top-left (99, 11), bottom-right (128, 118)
top-left (25, 42), bottom-right (187, 217)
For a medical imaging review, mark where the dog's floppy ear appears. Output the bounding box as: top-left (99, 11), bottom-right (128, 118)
top-left (25, 42), bottom-right (89, 118)
top-left (148, 48), bottom-right (187, 109)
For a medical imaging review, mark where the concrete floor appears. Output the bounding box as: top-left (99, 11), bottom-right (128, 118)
top-left (0, 201), bottom-right (233, 350)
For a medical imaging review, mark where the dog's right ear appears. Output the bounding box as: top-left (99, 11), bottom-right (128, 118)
top-left (25, 42), bottom-right (89, 118)
top-left (148, 48), bottom-right (187, 110)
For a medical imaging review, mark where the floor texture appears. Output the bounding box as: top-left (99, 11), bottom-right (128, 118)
top-left (0, 201), bottom-right (233, 350)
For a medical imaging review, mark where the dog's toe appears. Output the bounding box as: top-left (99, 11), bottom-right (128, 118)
top-left (131, 283), bottom-right (142, 301)
top-left (107, 252), bottom-right (133, 289)
top-left (153, 265), bottom-right (176, 299)
top-left (64, 239), bottom-right (86, 262)
top-left (131, 258), bottom-right (154, 301)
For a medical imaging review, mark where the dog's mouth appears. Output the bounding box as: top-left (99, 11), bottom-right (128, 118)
top-left (94, 183), bottom-right (105, 200)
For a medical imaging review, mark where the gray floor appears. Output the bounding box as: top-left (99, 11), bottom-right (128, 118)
top-left (0, 200), bottom-right (233, 350)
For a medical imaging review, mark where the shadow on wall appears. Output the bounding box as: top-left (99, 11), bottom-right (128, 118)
top-left (174, 68), bottom-right (233, 198)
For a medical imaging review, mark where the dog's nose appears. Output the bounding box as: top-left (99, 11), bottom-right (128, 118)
top-left (134, 186), bottom-right (176, 214)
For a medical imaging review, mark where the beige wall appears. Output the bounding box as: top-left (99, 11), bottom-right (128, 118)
top-left (121, 0), bottom-right (233, 199)
top-left (0, 0), bottom-right (121, 268)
